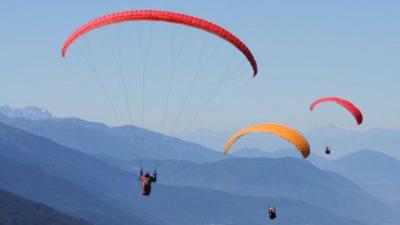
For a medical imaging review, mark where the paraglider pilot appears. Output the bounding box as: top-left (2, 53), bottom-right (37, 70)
top-left (139, 167), bottom-right (157, 196)
top-left (325, 146), bottom-right (331, 155)
top-left (268, 206), bottom-right (277, 220)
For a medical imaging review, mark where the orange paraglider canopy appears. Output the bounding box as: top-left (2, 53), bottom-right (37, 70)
top-left (224, 123), bottom-right (310, 159)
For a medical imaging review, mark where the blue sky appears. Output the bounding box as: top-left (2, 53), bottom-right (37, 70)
top-left (0, 0), bottom-right (399, 134)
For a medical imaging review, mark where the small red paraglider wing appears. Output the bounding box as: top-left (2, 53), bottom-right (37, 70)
top-left (61, 10), bottom-right (258, 76)
top-left (310, 97), bottom-right (363, 125)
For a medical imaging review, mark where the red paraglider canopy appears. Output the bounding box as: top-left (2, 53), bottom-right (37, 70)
top-left (310, 97), bottom-right (363, 125)
top-left (61, 9), bottom-right (258, 76)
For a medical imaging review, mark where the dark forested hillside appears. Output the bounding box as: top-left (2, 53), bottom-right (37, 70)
top-left (0, 189), bottom-right (92, 225)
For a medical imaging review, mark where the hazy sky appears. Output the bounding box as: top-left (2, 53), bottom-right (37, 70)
top-left (1, 0), bottom-right (399, 135)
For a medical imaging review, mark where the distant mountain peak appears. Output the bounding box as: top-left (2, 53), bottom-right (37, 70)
top-left (342, 149), bottom-right (398, 161)
top-left (0, 105), bottom-right (53, 120)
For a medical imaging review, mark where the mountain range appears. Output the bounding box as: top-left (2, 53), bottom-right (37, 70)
top-left (0, 106), bottom-right (398, 225)
top-left (0, 118), bottom-right (373, 225)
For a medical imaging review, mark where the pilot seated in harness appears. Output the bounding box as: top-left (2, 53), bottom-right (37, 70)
top-left (139, 167), bottom-right (157, 196)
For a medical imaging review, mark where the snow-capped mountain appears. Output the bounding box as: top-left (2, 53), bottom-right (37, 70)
top-left (0, 105), bottom-right (52, 120)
